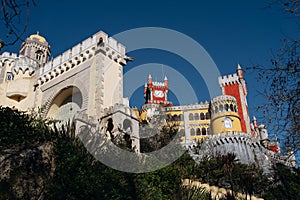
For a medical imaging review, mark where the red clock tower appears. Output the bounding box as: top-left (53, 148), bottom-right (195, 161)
top-left (144, 74), bottom-right (173, 107)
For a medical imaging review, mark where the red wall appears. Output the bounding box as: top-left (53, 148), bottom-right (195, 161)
top-left (223, 84), bottom-right (247, 133)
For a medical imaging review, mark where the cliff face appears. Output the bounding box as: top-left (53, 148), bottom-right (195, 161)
top-left (0, 142), bottom-right (54, 199)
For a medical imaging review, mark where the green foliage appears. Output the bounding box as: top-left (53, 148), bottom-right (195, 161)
top-left (1, 107), bottom-right (300, 199)
top-left (140, 123), bottom-right (179, 153)
top-left (0, 106), bottom-right (55, 147)
top-left (173, 185), bottom-right (209, 200)
top-left (262, 163), bottom-right (300, 200)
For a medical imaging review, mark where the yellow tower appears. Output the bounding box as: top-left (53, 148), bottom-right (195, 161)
top-left (210, 95), bottom-right (242, 135)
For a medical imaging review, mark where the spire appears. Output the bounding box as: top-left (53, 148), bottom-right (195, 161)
top-left (164, 75), bottom-right (168, 80)
top-left (237, 63), bottom-right (242, 70)
top-left (237, 64), bottom-right (244, 79)
top-left (148, 74), bottom-right (152, 84)
top-left (253, 116), bottom-right (258, 128)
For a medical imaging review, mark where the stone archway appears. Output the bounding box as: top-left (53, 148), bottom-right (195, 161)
top-left (47, 86), bottom-right (83, 123)
top-left (123, 119), bottom-right (132, 134)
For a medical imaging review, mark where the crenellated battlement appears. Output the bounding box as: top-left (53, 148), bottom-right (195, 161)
top-left (210, 95), bottom-right (237, 105)
top-left (152, 81), bottom-right (165, 87)
top-left (218, 73), bottom-right (239, 86)
top-left (0, 53), bottom-right (38, 75)
top-left (165, 101), bottom-right (209, 111)
top-left (0, 52), bottom-right (19, 67)
top-left (0, 52), bottom-right (18, 59)
top-left (103, 103), bottom-right (137, 118)
top-left (12, 56), bottom-right (39, 75)
top-left (35, 30), bottom-right (127, 86)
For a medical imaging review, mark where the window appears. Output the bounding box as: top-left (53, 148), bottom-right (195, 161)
top-left (200, 113), bottom-right (205, 120)
top-left (190, 128), bottom-right (195, 136)
top-left (189, 113), bottom-right (194, 120)
top-left (6, 72), bottom-right (13, 81)
top-left (205, 112), bottom-right (210, 119)
top-left (234, 105), bottom-right (237, 112)
top-left (179, 129), bottom-right (185, 137)
top-left (230, 104), bottom-right (234, 112)
top-left (179, 114), bottom-right (183, 121)
top-left (219, 104), bottom-right (224, 112)
top-left (173, 114), bottom-right (179, 121)
top-left (196, 128), bottom-right (201, 135)
top-left (35, 50), bottom-right (43, 61)
top-left (225, 104), bottom-right (229, 111)
top-left (194, 113), bottom-right (199, 120)
top-left (97, 37), bottom-right (104, 47)
top-left (202, 128), bottom-right (207, 135)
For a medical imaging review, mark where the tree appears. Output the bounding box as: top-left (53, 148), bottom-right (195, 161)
top-left (248, 0), bottom-right (300, 158)
top-left (0, 0), bottom-right (36, 50)
top-left (262, 163), bottom-right (300, 199)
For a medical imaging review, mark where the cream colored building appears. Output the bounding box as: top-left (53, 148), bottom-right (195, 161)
top-left (0, 31), bottom-right (140, 151)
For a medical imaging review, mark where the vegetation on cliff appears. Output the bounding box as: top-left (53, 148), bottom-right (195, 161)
top-left (0, 106), bottom-right (299, 199)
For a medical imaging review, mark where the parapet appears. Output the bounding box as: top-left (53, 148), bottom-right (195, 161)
top-left (0, 52), bottom-right (18, 59)
top-left (218, 73), bottom-right (239, 86)
top-left (152, 81), bottom-right (165, 87)
top-left (165, 101), bottom-right (209, 111)
top-left (35, 30), bottom-right (127, 86)
top-left (12, 56), bottom-right (39, 75)
top-left (210, 95), bottom-right (237, 105)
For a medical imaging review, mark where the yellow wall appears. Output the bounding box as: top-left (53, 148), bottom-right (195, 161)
top-left (211, 111), bottom-right (241, 134)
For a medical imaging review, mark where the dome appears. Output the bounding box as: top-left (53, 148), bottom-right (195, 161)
top-left (29, 33), bottom-right (47, 43)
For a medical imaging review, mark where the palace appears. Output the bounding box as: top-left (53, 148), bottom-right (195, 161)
top-left (0, 30), bottom-right (296, 170)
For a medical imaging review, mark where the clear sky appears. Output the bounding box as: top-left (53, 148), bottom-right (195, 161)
top-left (1, 0), bottom-right (296, 120)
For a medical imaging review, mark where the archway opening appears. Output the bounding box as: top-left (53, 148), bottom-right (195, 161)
top-left (47, 86), bottom-right (83, 123)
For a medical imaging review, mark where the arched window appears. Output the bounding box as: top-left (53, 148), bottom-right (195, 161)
top-left (202, 128), bottom-right (207, 135)
top-left (200, 113), bottom-right (205, 120)
top-left (190, 128), bottom-right (195, 136)
top-left (234, 105), bottom-right (237, 112)
top-left (179, 129), bottom-right (185, 137)
top-left (196, 128), bottom-right (201, 135)
top-left (194, 113), bottom-right (199, 120)
top-left (225, 104), bottom-right (229, 111)
top-left (230, 104), bottom-right (234, 112)
top-left (123, 119), bottom-right (132, 134)
top-left (179, 114), bottom-right (183, 121)
top-left (35, 50), bottom-right (43, 61)
top-left (215, 106), bottom-right (219, 113)
top-left (97, 37), bottom-right (104, 47)
top-left (173, 114), bottom-right (178, 121)
top-left (219, 104), bottom-right (223, 112)
top-left (189, 113), bottom-right (194, 121)
top-left (166, 114), bottom-right (172, 122)
top-left (6, 72), bottom-right (13, 81)
top-left (205, 112), bottom-right (210, 119)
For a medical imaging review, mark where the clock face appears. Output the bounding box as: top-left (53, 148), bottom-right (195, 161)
top-left (224, 117), bottom-right (232, 128)
top-left (154, 90), bottom-right (164, 98)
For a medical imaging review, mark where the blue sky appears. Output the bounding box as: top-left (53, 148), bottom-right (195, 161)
top-left (1, 0), bottom-right (296, 119)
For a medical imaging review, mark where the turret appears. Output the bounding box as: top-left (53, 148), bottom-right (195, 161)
top-left (218, 64), bottom-right (251, 134)
top-left (237, 64), bottom-right (244, 79)
top-left (19, 32), bottom-right (50, 66)
top-left (143, 74), bottom-right (172, 107)
top-left (210, 95), bottom-right (242, 135)
top-left (148, 74), bottom-right (152, 86)
top-left (253, 116), bottom-right (258, 128)
top-left (164, 75), bottom-right (168, 90)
